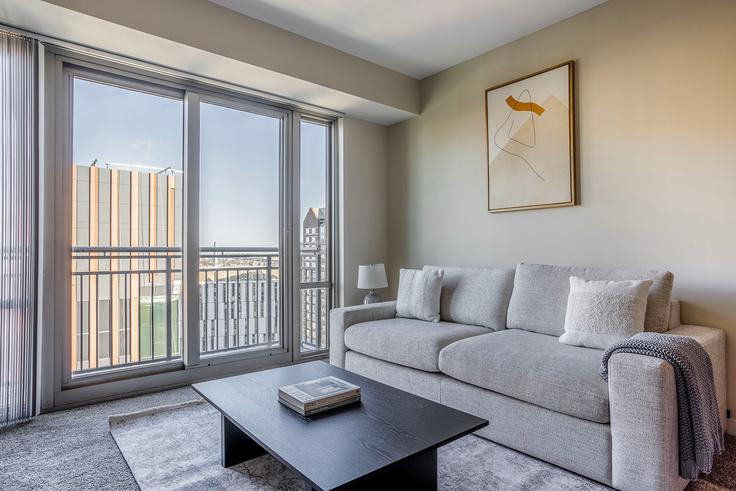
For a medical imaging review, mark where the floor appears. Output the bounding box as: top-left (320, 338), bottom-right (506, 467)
top-left (0, 387), bottom-right (196, 490)
top-left (0, 387), bottom-right (734, 491)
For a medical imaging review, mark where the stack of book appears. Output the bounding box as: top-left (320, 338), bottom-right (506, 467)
top-left (278, 376), bottom-right (361, 416)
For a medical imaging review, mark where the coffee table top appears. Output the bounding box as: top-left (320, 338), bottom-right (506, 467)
top-left (193, 361), bottom-right (487, 490)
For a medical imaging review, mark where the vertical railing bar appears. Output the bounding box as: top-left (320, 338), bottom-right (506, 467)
top-left (203, 272), bottom-right (208, 353)
top-left (137, 272), bottom-right (141, 361)
top-left (236, 269), bottom-right (241, 348)
top-left (210, 271), bottom-right (214, 352)
top-left (207, 271), bottom-right (211, 352)
top-left (108, 272), bottom-right (113, 367)
top-left (150, 272), bottom-right (154, 360)
top-left (256, 269), bottom-right (261, 346)
top-left (124, 273), bottom-right (128, 365)
top-left (317, 252), bottom-right (322, 348)
top-left (165, 256), bottom-right (172, 360)
top-left (224, 269), bottom-right (229, 350)
top-left (95, 276), bottom-right (98, 368)
top-left (317, 286), bottom-right (322, 349)
top-left (214, 271), bottom-right (219, 351)
top-left (266, 256), bottom-right (272, 346)
top-left (245, 270), bottom-right (250, 346)
top-left (79, 275), bottom-right (84, 371)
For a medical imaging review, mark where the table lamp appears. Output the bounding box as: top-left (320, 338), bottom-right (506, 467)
top-left (358, 264), bottom-right (388, 304)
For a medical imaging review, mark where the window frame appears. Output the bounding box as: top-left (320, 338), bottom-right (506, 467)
top-left (191, 93), bottom-right (292, 368)
top-left (294, 115), bottom-right (336, 359)
top-left (60, 64), bottom-right (188, 387)
top-left (40, 45), bottom-right (338, 409)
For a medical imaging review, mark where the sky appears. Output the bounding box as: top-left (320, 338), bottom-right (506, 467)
top-left (73, 77), bottom-right (327, 248)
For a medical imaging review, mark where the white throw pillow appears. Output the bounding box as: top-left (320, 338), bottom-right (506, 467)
top-left (396, 268), bottom-right (444, 322)
top-left (559, 276), bottom-right (653, 350)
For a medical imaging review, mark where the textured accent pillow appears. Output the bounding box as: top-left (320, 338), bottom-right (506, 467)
top-left (559, 276), bottom-right (653, 350)
top-left (396, 268), bottom-right (444, 322)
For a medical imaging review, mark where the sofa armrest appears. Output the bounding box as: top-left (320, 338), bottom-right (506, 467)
top-left (329, 301), bottom-right (397, 368)
top-left (609, 354), bottom-right (687, 491)
top-left (608, 324), bottom-right (725, 491)
top-left (667, 324), bottom-right (727, 428)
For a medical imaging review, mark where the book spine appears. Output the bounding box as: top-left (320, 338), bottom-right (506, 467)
top-left (302, 390), bottom-right (360, 410)
top-left (304, 396), bottom-right (360, 416)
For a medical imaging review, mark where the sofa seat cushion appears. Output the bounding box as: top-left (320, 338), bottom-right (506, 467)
top-left (344, 318), bottom-right (489, 372)
top-left (438, 329), bottom-right (610, 423)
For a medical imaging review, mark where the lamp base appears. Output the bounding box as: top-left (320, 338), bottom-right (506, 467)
top-left (363, 290), bottom-right (382, 304)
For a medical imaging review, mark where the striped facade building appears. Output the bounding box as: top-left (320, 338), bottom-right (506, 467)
top-left (71, 163), bottom-right (183, 371)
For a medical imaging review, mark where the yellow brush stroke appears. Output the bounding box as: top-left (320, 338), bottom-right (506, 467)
top-left (505, 95), bottom-right (545, 116)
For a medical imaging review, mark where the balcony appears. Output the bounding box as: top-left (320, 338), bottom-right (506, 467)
top-left (71, 246), bottom-right (287, 375)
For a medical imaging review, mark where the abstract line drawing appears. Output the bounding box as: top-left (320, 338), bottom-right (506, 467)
top-left (493, 89), bottom-right (546, 181)
top-left (485, 61), bottom-right (576, 213)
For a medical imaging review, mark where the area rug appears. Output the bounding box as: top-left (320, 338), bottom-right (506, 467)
top-left (110, 399), bottom-right (610, 490)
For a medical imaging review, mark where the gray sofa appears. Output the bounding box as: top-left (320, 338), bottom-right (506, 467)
top-left (329, 263), bottom-right (726, 491)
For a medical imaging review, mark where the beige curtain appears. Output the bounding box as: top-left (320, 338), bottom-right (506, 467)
top-left (0, 30), bottom-right (37, 427)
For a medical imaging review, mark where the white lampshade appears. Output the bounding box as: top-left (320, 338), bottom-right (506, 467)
top-left (358, 264), bottom-right (388, 290)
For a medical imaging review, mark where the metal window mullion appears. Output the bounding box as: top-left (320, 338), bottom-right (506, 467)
top-left (289, 111), bottom-right (300, 358)
top-left (183, 91), bottom-right (200, 368)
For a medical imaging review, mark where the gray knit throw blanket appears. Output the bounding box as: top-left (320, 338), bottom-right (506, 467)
top-left (600, 332), bottom-right (724, 480)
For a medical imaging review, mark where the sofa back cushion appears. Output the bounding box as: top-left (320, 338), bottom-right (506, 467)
top-left (507, 263), bottom-right (674, 336)
top-left (423, 265), bottom-right (515, 330)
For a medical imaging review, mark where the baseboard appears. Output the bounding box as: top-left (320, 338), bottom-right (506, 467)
top-left (726, 418), bottom-right (736, 436)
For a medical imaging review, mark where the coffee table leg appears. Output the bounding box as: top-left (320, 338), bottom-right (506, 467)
top-left (391, 448), bottom-right (437, 489)
top-left (221, 414), bottom-right (267, 467)
top-left (345, 448), bottom-right (438, 489)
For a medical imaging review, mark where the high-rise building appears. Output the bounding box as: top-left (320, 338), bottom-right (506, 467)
top-left (300, 207), bottom-right (327, 350)
top-left (71, 163), bottom-right (183, 371)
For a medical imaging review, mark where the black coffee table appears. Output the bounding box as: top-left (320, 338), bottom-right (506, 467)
top-left (193, 361), bottom-right (487, 490)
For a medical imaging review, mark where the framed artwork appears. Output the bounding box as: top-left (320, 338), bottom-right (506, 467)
top-left (485, 61), bottom-right (576, 212)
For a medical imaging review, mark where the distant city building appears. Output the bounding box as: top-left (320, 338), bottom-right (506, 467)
top-left (71, 163), bottom-right (183, 371)
top-left (300, 207), bottom-right (328, 351)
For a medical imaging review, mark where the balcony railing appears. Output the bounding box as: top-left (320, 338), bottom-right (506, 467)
top-left (71, 246), bottom-right (280, 375)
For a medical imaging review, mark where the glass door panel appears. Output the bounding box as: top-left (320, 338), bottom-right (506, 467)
top-left (70, 75), bottom-right (184, 375)
top-left (299, 120), bottom-right (331, 353)
top-left (199, 101), bottom-right (283, 356)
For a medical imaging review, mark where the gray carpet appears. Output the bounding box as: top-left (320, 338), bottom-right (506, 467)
top-left (0, 387), bottom-right (196, 491)
top-left (109, 397), bottom-right (608, 490)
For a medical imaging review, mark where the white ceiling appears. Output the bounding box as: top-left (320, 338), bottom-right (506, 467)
top-left (210, 0), bottom-right (606, 79)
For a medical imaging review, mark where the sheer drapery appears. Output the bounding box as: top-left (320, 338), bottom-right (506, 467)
top-left (0, 30), bottom-right (37, 427)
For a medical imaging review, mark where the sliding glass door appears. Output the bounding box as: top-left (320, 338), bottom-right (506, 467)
top-left (70, 71), bottom-right (184, 374)
top-left (198, 99), bottom-right (285, 356)
top-left (299, 119), bottom-right (331, 353)
top-left (52, 51), bottom-right (334, 396)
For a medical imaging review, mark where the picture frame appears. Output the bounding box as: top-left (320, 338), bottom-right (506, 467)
top-left (485, 61), bottom-right (576, 212)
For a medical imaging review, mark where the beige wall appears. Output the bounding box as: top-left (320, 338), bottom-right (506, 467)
top-left (387, 0), bottom-right (736, 425)
top-left (340, 118), bottom-right (389, 307)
